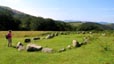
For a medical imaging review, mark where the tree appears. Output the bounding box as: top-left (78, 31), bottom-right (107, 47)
top-left (0, 14), bottom-right (21, 30)
top-left (77, 22), bottom-right (104, 31)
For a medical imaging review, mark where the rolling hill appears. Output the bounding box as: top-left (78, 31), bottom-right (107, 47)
top-left (68, 22), bottom-right (114, 31)
top-left (0, 6), bottom-right (73, 31)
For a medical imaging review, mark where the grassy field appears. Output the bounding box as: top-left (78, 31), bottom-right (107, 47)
top-left (0, 31), bottom-right (114, 64)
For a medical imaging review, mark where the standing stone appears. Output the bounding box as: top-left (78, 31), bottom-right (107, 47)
top-left (66, 45), bottom-right (71, 49)
top-left (102, 33), bottom-right (106, 36)
top-left (83, 37), bottom-right (89, 45)
top-left (89, 32), bottom-right (92, 34)
top-left (82, 31), bottom-right (85, 34)
top-left (26, 44), bottom-right (42, 52)
top-left (18, 46), bottom-right (24, 51)
top-left (50, 33), bottom-right (54, 38)
top-left (33, 37), bottom-right (40, 40)
top-left (60, 32), bottom-right (64, 35)
top-left (72, 40), bottom-right (80, 47)
top-left (45, 34), bottom-right (55, 39)
top-left (58, 48), bottom-right (66, 52)
top-left (45, 35), bottom-right (51, 39)
top-left (24, 38), bottom-right (31, 43)
top-left (76, 32), bottom-right (80, 34)
top-left (54, 32), bottom-right (58, 36)
top-left (16, 42), bottom-right (23, 48)
top-left (16, 42), bottom-right (24, 51)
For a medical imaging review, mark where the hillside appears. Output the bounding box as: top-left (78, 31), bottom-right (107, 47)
top-left (78, 22), bottom-right (113, 31)
top-left (68, 22), bottom-right (114, 31)
top-left (0, 6), bottom-right (72, 31)
top-left (68, 21), bottom-right (83, 27)
top-left (0, 6), bottom-right (27, 17)
top-left (106, 23), bottom-right (114, 30)
top-left (0, 5), bottom-right (38, 22)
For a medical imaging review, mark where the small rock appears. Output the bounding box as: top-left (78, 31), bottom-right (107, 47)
top-left (83, 37), bottom-right (89, 44)
top-left (60, 32), bottom-right (64, 35)
top-left (102, 33), bottom-right (106, 36)
top-left (82, 31), bottom-right (85, 34)
top-left (16, 42), bottom-right (24, 51)
top-left (89, 32), bottom-right (92, 34)
top-left (54, 32), bottom-right (58, 36)
top-left (66, 45), bottom-right (71, 49)
top-left (33, 37), bottom-right (40, 40)
top-left (42, 48), bottom-right (53, 53)
top-left (72, 40), bottom-right (80, 47)
top-left (50, 33), bottom-right (55, 38)
top-left (24, 38), bottom-right (31, 43)
top-left (16, 42), bottom-right (23, 48)
top-left (45, 35), bottom-right (52, 39)
top-left (58, 48), bottom-right (66, 52)
top-left (18, 46), bottom-right (24, 51)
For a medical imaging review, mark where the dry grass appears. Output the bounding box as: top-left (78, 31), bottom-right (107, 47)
top-left (0, 31), bottom-right (50, 38)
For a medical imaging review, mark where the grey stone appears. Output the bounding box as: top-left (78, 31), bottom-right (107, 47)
top-left (33, 37), bottom-right (40, 40)
top-left (82, 31), bottom-right (85, 34)
top-left (89, 32), bottom-right (92, 34)
top-left (54, 32), bottom-right (58, 36)
top-left (45, 34), bottom-right (54, 39)
top-left (50, 33), bottom-right (54, 37)
top-left (16, 42), bottom-right (23, 48)
top-left (26, 44), bottom-right (42, 52)
top-left (45, 35), bottom-right (51, 39)
top-left (24, 38), bottom-right (31, 43)
top-left (60, 32), bottom-right (64, 35)
top-left (66, 45), bottom-right (71, 49)
top-left (58, 48), bottom-right (66, 52)
top-left (102, 33), bottom-right (106, 36)
top-left (18, 46), bottom-right (24, 51)
top-left (42, 48), bottom-right (53, 53)
top-left (72, 40), bottom-right (80, 47)
top-left (16, 42), bottom-right (24, 51)
top-left (83, 37), bottom-right (89, 45)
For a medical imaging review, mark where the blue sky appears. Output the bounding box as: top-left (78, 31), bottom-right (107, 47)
top-left (0, 0), bottom-right (114, 23)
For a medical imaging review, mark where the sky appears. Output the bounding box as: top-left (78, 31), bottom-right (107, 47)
top-left (0, 0), bottom-right (114, 23)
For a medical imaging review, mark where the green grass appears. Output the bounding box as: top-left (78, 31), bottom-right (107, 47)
top-left (0, 31), bottom-right (114, 64)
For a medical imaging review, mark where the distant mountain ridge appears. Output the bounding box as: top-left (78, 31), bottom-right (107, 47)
top-left (96, 22), bottom-right (109, 24)
top-left (65, 20), bottom-right (112, 24)
top-left (106, 23), bottom-right (114, 29)
top-left (68, 22), bottom-right (114, 30)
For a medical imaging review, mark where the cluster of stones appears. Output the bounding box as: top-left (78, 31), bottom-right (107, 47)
top-left (24, 32), bottom-right (60, 43)
top-left (17, 38), bottom-right (89, 53)
top-left (58, 37), bottom-right (89, 53)
top-left (16, 42), bottom-right (53, 53)
top-left (16, 32), bottom-right (90, 53)
top-left (45, 32), bottom-right (69, 39)
top-left (24, 37), bottom-right (40, 43)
